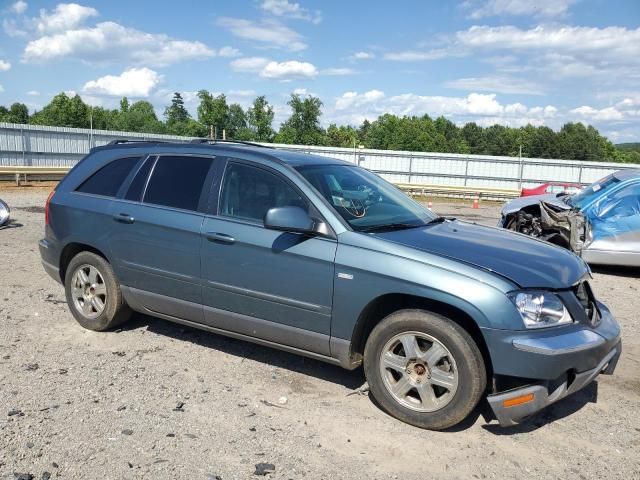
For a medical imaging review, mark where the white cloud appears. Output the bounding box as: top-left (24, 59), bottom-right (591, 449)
top-left (445, 76), bottom-right (544, 95)
top-left (217, 17), bottom-right (306, 51)
top-left (570, 99), bottom-right (640, 122)
top-left (230, 57), bottom-right (318, 81)
top-left (3, 18), bottom-right (27, 37)
top-left (82, 67), bottom-right (162, 97)
top-left (23, 21), bottom-right (215, 66)
top-left (0, 84), bottom-right (4, 93)
top-left (466, 0), bottom-right (576, 19)
top-left (228, 89), bottom-right (256, 97)
top-left (0, 60), bottom-right (11, 72)
top-left (322, 67), bottom-right (357, 76)
top-left (11, 0), bottom-right (28, 14)
top-left (260, 0), bottom-right (322, 24)
top-left (330, 90), bottom-right (558, 127)
top-left (383, 48), bottom-right (456, 62)
top-left (229, 56), bottom-right (270, 72)
top-left (570, 106), bottom-right (624, 121)
top-left (456, 25), bottom-right (640, 67)
top-left (33, 3), bottom-right (98, 35)
top-left (350, 51), bottom-right (375, 61)
top-left (27, 90), bottom-right (40, 96)
top-left (217, 46), bottom-right (241, 57)
top-left (260, 60), bottom-right (318, 80)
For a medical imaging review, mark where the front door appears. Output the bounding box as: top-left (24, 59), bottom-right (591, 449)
top-left (200, 161), bottom-right (337, 355)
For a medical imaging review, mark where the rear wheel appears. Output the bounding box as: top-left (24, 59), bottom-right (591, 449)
top-left (364, 309), bottom-right (486, 430)
top-left (64, 252), bottom-right (131, 331)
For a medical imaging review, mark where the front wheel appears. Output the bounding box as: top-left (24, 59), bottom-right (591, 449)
top-left (64, 251), bottom-right (131, 331)
top-left (364, 309), bottom-right (486, 430)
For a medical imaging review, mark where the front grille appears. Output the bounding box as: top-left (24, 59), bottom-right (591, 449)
top-left (574, 281), bottom-right (601, 327)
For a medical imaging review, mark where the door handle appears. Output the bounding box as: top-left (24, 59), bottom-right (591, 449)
top-left (206, 232), bottom-right (235, 244)
top-left (113, 213), bottom-right (135, 224)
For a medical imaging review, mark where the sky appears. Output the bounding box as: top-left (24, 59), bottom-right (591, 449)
top-left (0, 0), bottom-right (639, 142)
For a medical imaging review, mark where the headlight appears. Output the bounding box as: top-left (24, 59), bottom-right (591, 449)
top-left (508, 291), bottom-right (573, 329)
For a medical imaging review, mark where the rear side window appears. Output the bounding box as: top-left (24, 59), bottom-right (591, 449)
top-left (77, 156), bottom-right (140, 197)
top-left (143, 155), bottom-right (213, 211)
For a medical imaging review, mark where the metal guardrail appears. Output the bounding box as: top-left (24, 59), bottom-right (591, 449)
top-left (2, 122), bottom-right (640, 191)
top-left (0, 165), bottom-right (520, 200)
top-left (396, 183), bottom-right (520, 200)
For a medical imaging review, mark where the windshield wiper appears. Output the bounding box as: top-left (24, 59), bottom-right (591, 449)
top-left (360, 217), bottom-right (445, 233)
top-left (360, 222), bottom-right (427, 233)
top-left (425, 216), bottom-right (446, 225)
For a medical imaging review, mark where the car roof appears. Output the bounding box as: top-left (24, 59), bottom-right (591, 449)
top-left (90, 141), bottom-right (352, 168)
top-left (613, 169), bottom-right (640, 182)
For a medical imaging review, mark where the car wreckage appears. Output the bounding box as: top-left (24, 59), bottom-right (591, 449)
top-left (498, 169), bottom-right (640, 267)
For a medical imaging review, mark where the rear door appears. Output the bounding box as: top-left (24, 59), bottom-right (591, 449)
top-left (200, 160), bottom-right (337, 355)
top-left (108, 154), bottom-right (216, 321)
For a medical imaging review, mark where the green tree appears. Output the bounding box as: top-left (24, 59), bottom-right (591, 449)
top-left (197, 90), bottom-right (228, 138)
top-left (5, 103), bottom-right (29, 123)
top-left (245, 95), bottom-right (275, 142)
top-left (326, 123), bottom-right (359, 147)
top-left (226, 103), bottom-right (247, 139)
top-left (275, 94), bottom-right (325, 145)
top-left (117, 100), bottom-right (165, 133)
top-left (30, 92), bottom-right (89, 128)
top-left (461, 122), bottom-right (485, 154)
top-left (164, 92), bottom-right (190, 123)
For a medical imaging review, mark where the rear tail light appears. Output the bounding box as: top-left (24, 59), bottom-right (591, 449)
top-left (45, 190), bottom-right (55, 225)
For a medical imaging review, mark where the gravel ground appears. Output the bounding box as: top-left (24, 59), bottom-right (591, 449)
top-left (1, 186), bottom-right (639, 480)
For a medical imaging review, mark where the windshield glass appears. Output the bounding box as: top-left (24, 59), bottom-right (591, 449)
top-left (568, 174), bottom-right (620, 209)
top-left (295, 164), bottom-right (437, 231)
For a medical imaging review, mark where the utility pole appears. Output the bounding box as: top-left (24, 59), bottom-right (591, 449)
top-left (518, 144), bottom-right (524, 190)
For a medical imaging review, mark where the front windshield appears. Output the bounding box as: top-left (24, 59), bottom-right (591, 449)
top-left (568, 174), bottom-right (620, 210)
top-left (295, 164), bottom-right (437, 231)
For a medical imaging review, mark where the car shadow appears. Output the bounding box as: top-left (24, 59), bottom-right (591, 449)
top-left (481, 382), bottom-right (598, 435)
top-left (0, 220), bottom-right (23, 230)
top-left (591, 265), bottom-right (640, 278)
top-left (119, 312), bottom-right (366, 390)
top-left (113, 313), bottom-right (599, 432)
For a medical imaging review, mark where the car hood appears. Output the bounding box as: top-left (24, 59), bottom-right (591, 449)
top-left (501, 193), bottom-right (571, 215)
top-left (372, 220), bottom-right (587, 289)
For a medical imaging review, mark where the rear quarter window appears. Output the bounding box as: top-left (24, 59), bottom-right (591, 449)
top-left (76, 156), bottom-right (141, 197)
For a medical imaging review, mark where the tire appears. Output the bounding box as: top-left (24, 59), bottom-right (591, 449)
top-left (64, 251), bottom-right (132, 331)
top-left (364, 309), bottom-right (486, 430)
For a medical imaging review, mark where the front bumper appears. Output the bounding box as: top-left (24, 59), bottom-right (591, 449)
top-left (483, 301), bottom-right (621, 426)
top-left (487, 341), bottom-right (620, 426)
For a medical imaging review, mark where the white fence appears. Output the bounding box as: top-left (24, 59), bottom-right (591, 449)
top-left (1, 122), bottom-right (638, 190)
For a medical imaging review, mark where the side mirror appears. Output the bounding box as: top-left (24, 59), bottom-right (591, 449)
top-left (264, 206), bottom-right (316, 234)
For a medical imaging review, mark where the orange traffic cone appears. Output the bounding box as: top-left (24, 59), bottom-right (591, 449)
top-left (472, 198), bottom-right (479, 209)
top-left (427, 201), bottom-right (433, 210)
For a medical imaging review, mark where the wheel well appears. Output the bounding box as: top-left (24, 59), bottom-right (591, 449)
top-left (59, 243), bottom-right (108, 283)
top-left (350, 293), bottom-right (493, 376)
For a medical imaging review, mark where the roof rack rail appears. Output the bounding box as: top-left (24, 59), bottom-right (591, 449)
top-left (106, 139), bottom-right (176, 145)
top-left (189, 138), bottom-right (274, 149)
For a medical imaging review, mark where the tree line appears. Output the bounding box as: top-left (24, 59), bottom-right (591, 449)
top-left (1, 91), bottom-right (638, 163)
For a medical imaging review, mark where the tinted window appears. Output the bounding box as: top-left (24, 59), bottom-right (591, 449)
top-left (77, 156), bottom-right (140, 197)
top-left (125, 156), bottom-right (155, 201)
top-left (220, 163), bottom-right (308, 223)
top-left (143, 155), bottom-right (213, 211)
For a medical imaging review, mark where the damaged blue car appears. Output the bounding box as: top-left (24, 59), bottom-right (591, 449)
top-left (499, 169), bottom-right (640, 267)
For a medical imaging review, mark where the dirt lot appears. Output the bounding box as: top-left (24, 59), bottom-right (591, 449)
top-left (1, 186), bottom-right (639, 480)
